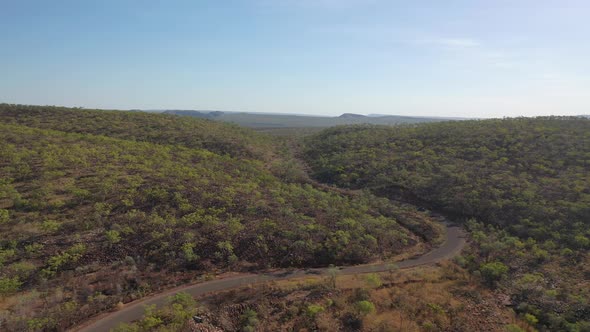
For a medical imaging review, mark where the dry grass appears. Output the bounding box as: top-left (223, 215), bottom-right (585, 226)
top-left (196, 262), bottom-right (527, 332)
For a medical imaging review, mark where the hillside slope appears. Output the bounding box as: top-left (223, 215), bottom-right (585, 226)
top-left (0, 105), bottom-right (439, 331)
top-left (305, 118), bottom-right (590, 245)
top-left (0, 104), bottom-right (272, 160)
top-left (303, 118), bottom-right (590, 330)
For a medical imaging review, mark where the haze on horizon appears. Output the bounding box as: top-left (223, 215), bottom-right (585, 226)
top-left (1, 1), bottom-right (589, 118)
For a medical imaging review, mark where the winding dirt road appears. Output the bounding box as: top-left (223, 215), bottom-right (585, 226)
top-left (73, 220), bottom-right (465, 332)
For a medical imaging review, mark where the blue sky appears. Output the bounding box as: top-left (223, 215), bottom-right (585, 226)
top-left (1, 0), bottom-right (589, 117)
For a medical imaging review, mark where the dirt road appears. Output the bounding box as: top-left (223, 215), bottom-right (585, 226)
top-left (73, 221), bottom-right (465, 332)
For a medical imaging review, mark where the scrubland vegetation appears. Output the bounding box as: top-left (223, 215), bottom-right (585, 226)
top-left (1, 104), bottom-right (588, 331)
top-left (304, 118), bottom-right (590, 331)
top-left (0, 104), bottom-right (273, 160)
top-left (115, 263), bottom-right (529, 332)
top-left (0, 104), bottom-right (438, 331)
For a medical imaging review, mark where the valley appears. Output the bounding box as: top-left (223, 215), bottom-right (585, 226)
top-left (0, 104), bottom-right (588, 331)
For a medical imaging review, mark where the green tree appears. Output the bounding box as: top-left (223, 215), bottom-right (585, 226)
top-left (0, 276), bottom-right (22, 295)
top-left (105, 230), bottom-right (121, 244)
top-left (0, 209), bottom-right (9, 224)
top-left (573, 235), bottom-right (590, 249)
top-left (306, 304), bottom-right (325, 318)
top-left (181, 242), bottom-right (198, 262)
top-left (365, 273), bottom-right (382, 288)
top-left (355, 300), bottom-right (376, 316)
top-left (480, 261), bottom-right (509, 287)
top-left (524, 313), bottom-right (538, 325)
top-left (241, 309), bottom-right (259, 332)
top-left (167, 292), bottom-right (196, 308)
top-left (504, 324), bottom-right (525, 332)
top-left (40, 220), bottom-right (60, 232)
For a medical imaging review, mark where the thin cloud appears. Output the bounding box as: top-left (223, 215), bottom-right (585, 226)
top-left (410, 37), bottom-right (482, 50)
top-left (434, 38), bottom-right (481, 48)
top-left (256, 0), bottom-right (377, 9)
top-left (414, 37), bottom-right (524, 70)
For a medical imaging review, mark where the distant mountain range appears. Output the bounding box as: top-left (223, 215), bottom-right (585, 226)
top-left (163, 110), bottom-right (224, 119)
top-left (158, 110), bottom-right (464, 128)
top-left (339, 113), bottom-right (367, 119)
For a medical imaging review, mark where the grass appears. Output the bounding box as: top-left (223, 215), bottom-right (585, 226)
top-left (194, 262), bottom-right (532, 331)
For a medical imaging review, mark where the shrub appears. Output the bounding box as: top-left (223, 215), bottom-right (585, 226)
top-left (25, 243), bottom-right (44, 256)
top-left (479, 261), bottom-right (508, 287)
top-left (365, 273), bottom-right (382, 288)
top-left (505, 324), bottom-right (525, 332)
top-left (40, 220), bottom-right (60, 232)
top-left (181, 242), bottom-right (198, 262)
top-left (241, 309), bottom-right (259, 331)
top-left (0, 248), bottom-right (15, 267)
top-left (42, 243), bottom-right (87, 277)
top-left (140, 315), bottom-right (163, 329)
top-left (573, 235), bottom-right (590, 249)
top-left (0, 276), bottom-right (22, 295)
top-left (0, 209), bottom-right (9, 224)
top-left (306, 304), bottom-right (325, 318)
top-left (355, 300), bottom-right (376, 316)
top-left (167, 292), bottom-right (196, 308)
top-left (9, 261), bottom-right (36, 279)
top-left (27, 317), bottom-right (56, 330)
top-left (524, 313), bottom-right (539, 325)
top-left (105, 230), bottom-right (121, 244)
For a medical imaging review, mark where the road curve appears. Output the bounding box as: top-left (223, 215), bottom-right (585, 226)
top-left (73, 221), bottom-right (465, 332)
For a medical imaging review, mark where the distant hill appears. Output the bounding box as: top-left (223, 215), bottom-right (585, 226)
top-left (163, 110), bottom-right (224, 119)
top-left (0, 104), bottom-right (269, 159)
top-left (157, 110), bottom-right (460, 128)
top-left (339, 113), bottom-right (366, 118)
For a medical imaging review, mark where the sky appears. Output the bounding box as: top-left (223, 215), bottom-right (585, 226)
top-left (1, 0), bottom-right (589, 118)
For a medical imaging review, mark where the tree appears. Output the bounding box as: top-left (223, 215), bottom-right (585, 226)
top-left (479, 261), bottom-right (508, 287)
top-left (167, 292), bottom-right (196, 308)
top-left (0, 276), bottom-right (22, 295)
top-left (504, 324), bottom-right (525, 332)
top-left (167, 292), bottom-right (196, 325)
top-left (105, 230), bottom-right (121, 245)
top-left (240, 309), bottom-right (259, 331)
top-left (181, 242), bottom-right (198, 262)
top-left (365, 273), bottom-right (382, 288)
top-left (573, 235), bottom-right (590, 249)
top-left (355, 300), bottom-right (376, 316)
top-left (524, 313), bottom-right (538, 326)
top-left (327, 264), bottom-right (339, 289)
top-left (306, 304), bottom-right (325, 318)
top-left (40, 220), bottom-right (60, 232)
top-left (0, 209), bottom-right (9, 224)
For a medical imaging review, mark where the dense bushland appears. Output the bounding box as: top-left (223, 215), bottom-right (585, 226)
top-left (304, 118), bottom-right (590, 248)
top-left (303, 118), bottom-right (590, 330)
top-left (0, 106), bottom-right (437, 330)
top-left (0, 103), bottom-right (273, 160)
